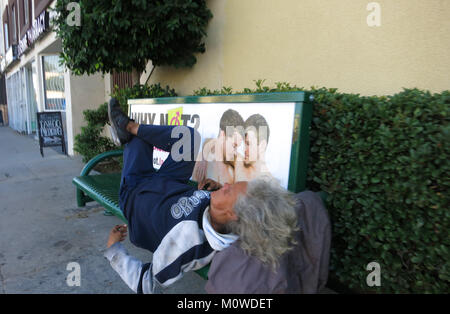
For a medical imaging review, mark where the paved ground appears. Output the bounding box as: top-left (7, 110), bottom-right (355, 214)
top-left (0, 126), bottom-right (206, 294)
top-left (0, 126), bottom-right (336, 294)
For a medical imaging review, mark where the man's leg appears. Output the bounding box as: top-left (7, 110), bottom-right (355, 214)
top-left (118, 117), bottom-right (200, 212)
top-left (121, 122), bottom-right (174, 181)
top-left (121, 136), bottom-right (156, 182)
top-left (111, 98), bottom-right (199, 181)
top-left (119, 132), bottom-right (158, 215)
top-left (127, 121), bottom-right (200, 184)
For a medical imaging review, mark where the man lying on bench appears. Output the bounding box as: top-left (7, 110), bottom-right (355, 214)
top-left (104, 98), bottom-right (299, 293)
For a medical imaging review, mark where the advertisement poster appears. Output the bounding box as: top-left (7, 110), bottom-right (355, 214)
top-left (129, 102), bottom-right (296, 188)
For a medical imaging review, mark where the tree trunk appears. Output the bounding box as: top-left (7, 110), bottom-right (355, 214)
top-left (144, 65), bottom-right (156, 86)
top-left (131, 68), bottom-right (141, 86)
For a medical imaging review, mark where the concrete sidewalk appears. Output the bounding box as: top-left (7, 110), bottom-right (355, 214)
top-left (0, 126), bottom-right (206, 294)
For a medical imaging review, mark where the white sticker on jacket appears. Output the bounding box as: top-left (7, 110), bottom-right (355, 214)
top-left (170, 190), bottom-right (210, 219)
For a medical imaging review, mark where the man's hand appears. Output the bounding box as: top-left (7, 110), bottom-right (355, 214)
top-left (107, 224), bottom-right (128, 248)
top-left (193, 159), bottom-right (207, 183)
top-left (198, 178), bottom-right (223, 191)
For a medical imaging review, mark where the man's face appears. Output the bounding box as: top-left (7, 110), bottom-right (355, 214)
top-left (244, 130), bottom-right (258, 166)
top-left (210, 181), bottom-right (248, 225)
top-left (223, 131), bottom-right (243, 163)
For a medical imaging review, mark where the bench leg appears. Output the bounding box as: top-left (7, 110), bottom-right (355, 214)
top-left (76, 189), bottom-right (93, 207)
top-left (76, 189), bottom-right (86, 207)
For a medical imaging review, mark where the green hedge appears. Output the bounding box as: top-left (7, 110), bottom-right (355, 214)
top-left (194, 81), bottom-right (450, 293)
top-left (73, 102), bottom-right (116, 163)
top-left (309, 87), bottom-right (449, 293)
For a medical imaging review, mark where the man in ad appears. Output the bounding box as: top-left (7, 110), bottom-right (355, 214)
top-left (235, 113), bottom-right (273, 182)
top-left (193, 109), bottom-right (245, 185)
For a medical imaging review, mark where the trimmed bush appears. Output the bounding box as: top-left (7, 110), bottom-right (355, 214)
top-left (74, 84), bottom-right (177, 163)
top-left (309, 87), bottom-right (449, 293)
top-left (193, 81), bottom-right (450, 293)
top-left (73, 102), bottom-right (115, 163)
top-left (112, 83), bottom-right (177, 114)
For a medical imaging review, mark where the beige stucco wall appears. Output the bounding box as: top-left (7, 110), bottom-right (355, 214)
top-left (149, 0), bottom-right (450, 96)
top-left (66, 72), bottom-right (106, 156)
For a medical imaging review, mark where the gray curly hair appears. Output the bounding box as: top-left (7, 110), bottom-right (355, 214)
top-left (227, 178), bottom-right (300, 269)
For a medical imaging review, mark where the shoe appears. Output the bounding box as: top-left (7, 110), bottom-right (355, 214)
top-left (108, 98), bottom-right (133, 145)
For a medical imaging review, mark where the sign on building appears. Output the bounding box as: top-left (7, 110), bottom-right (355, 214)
top-left (18, 10), bottom-right (51, 58)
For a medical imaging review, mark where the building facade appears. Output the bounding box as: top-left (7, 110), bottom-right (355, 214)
top-left (0, 0), bottom-right (107, 156)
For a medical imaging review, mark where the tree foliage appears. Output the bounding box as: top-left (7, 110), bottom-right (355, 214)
top-left (53, 0), bottom-right (213, 75)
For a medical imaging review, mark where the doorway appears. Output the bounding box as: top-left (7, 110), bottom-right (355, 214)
top-left (25, 60), bottom-right (39, 137)
top-left (6, 71), bottom-right (27, 133)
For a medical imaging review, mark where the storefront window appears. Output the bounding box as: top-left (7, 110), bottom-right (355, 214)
top-left (42, 55), bottom-right (66, 111)
top-left (23, 0), bottom-right (29, 26)
top-left (11, 4), bottom-right (17, 43)
top-left (4, 23), bottom-right (9, 49)
top-left (25, 0), bottom-right (29, 23)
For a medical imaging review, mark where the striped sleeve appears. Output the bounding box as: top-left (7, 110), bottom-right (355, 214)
top-left (152, 220), bottom-right (216, 287)
top-left (104, 242), bottom-right (159, 294)
top-left (104, 221), bottom-right (215, 293)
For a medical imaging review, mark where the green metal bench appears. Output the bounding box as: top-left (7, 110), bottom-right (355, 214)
top-left (73, 149), bottom-right (126, 222)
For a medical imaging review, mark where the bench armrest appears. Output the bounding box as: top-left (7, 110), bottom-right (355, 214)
top-left (80, 149), bottom-right (124, 176)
